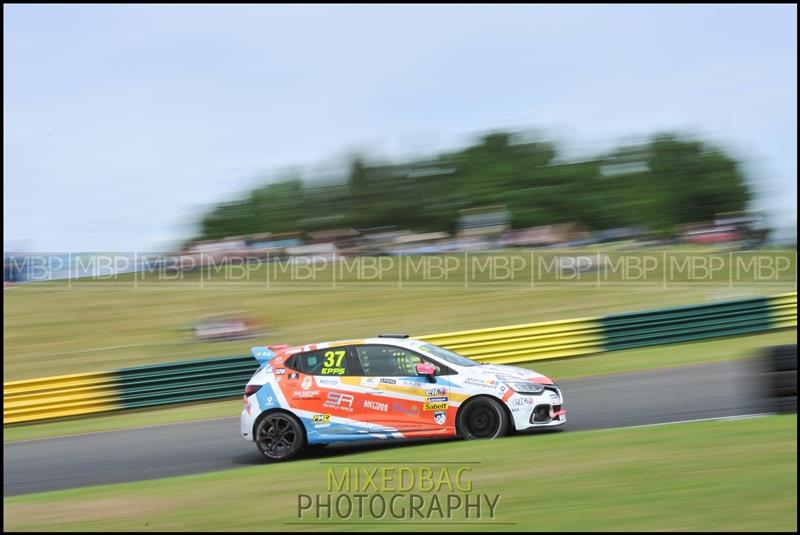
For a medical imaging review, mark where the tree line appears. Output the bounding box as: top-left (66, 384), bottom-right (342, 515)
top-left (194, 131), bottom-right (751, 243)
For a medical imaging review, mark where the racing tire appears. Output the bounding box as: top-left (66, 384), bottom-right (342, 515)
top-left (457, 397), bottom-right (510, 440)
top-left (254, 412), bottom-right (305, 461)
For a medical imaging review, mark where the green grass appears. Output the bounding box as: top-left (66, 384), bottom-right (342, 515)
top-left (4, 281), bottom-right (796, 380)
top-left (4, 330), bottom-right (795, 444)
top-left (4, 415), bottom-right (796, 531)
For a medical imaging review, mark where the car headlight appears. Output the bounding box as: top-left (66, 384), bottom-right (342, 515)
top-left (506, 381), bottom-right (546, 395)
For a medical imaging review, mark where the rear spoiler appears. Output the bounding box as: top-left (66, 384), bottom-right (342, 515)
top-left (250, 344), bottom-right (290, 365)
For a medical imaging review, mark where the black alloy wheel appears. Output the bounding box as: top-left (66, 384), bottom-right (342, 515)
top-left (255, 412), bottom-right (305, 461)
top-left (457, 397), bottom-right (509, 439)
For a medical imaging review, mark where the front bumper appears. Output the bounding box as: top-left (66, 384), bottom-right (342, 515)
top-left (507, 387), bottom-right (566, 430)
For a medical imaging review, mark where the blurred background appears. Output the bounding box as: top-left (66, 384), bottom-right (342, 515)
top-left (3, 4), bottom-right (796, 256)
top-left (3, 4), bottom-right (796, 375)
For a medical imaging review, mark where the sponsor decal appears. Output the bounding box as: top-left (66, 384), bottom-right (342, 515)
top-left (361, 377), bottom-right (378, 387)
top-left (548, 392), bottom-right (560, 404)
top-left (434, 411), bottom-right (447, 425)
top-left (426, 396), bottom-right (448, 403)
top-left (312, 414), bottom-right (331, 423)
top-left (380, 378), bottom-right (397, 385)
top-left (317, 377), bottom-right (340, 386)
top-left (512, 398), bottom-right (534, 406)
top-left (323, 391), bottom-right (355, 412)
top-left (289, 372), bottom-right (299, 380)
top-left (391, 402), bottom-right (420, 415)
top-left (363, 400), bottom-right (389, 412)
top-left (399, 378), bottom-right (427, 387)
top-left (378, 382), bottom-right (425, 396)
top-left (292, 390), bottom-right (321, 399)
top-left (423, 402), bottom-right (449, 411)
top-left (301, 376), bottom-right (314, 390)
top-left (425, 387), bottom-right (447, 396)
top-left (463, 378), bottom-right (489, 388)
top-left (274, 368), bottom-right (286, 375)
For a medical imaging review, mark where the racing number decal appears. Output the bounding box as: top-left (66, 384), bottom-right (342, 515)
top-left (322, 350), bottom-right (346, 375)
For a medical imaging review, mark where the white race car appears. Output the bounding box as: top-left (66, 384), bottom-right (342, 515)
top-left (241, 334), bottom-right (565, 460)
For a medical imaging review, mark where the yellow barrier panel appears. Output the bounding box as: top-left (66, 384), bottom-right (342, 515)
top-left (3, 372), bottom-right (120, 425)
top-left (418, 316), bottom-right (605, 364)
top-left (769, 292), bottom-right (798, 329)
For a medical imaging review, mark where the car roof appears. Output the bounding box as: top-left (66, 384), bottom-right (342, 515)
top-left (282, 336), bottom-right (428, 355)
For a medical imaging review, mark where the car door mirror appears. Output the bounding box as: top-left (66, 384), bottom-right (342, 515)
top-left (415, 362), bottom-right (437, 383)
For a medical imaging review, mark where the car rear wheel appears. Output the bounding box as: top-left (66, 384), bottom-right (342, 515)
top-left (457, 397), bottom-right (509, 440)
top-left (255, 412), bottom-right (305, 461)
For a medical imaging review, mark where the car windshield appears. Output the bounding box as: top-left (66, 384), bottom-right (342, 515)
top-left (419, 343), bottom-right (481, 367)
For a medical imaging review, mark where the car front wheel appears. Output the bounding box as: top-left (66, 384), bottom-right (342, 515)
top-left (254, 412), bottom-right (305, 461)
top-left (457, 396), bottom-right (509, 440)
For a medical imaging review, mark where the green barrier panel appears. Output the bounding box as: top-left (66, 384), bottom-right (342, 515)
top-left (601, 296), bottom-right (773, 351)
top-left (114, 356), bottom-right (256, 409)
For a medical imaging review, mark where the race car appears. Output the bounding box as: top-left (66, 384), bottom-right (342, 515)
top-left (241, 334), bottom-right (565, 460)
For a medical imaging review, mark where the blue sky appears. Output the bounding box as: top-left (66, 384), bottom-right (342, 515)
top-left (4, 4), bottom-right (797, 251)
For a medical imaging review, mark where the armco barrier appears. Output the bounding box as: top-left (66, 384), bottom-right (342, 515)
top-left (4, 292), bottom-right (796, 424)
top-left (601, 296), bottom-right (778, 351)
top-left (3, 372), bottom-right (120, 424)
top-left (115, 356), bottom-right (255, 410)
top-left (417, 317), bottom-right (605, 364)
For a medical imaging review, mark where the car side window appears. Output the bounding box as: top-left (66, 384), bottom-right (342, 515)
top-left (355, 345), bottom-right (449, 377)
top-left (286, 347), bottom-right (359, 376)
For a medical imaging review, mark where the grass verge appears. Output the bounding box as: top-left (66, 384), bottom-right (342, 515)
top-left (4, 415), bottom-right (797, 531)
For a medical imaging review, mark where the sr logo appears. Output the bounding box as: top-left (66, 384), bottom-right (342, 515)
top-left (323, 391), bottom-right (354, 412)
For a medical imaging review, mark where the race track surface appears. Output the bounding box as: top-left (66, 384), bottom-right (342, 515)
top-left (4, 359), bottom-right (766, 496)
